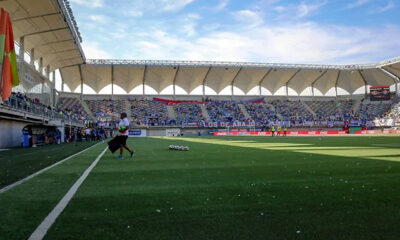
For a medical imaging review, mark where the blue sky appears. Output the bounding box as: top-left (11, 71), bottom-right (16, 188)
top-left (69, 0), bottom-right (400, 64)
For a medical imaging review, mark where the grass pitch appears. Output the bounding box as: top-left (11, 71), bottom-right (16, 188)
top-left (0, 141), bottom-right (97, 188)
top-left (1, 136), bottom-right (400, 240)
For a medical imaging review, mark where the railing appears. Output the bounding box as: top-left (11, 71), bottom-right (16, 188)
top-left (1, 96), bottom-right (85, 126)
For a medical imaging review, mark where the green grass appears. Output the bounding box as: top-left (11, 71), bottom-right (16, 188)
top-left (1, 136), bottom-right (400, 240)
top-left (0, 143), bottom-right (107, 240)
top-left (0, 141), bottom-right (98, 188)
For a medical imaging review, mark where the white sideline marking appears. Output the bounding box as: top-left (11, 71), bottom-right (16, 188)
top-left (28, 147), bottom-right (108, 240)
top-left (0, 142), bottom-right (101, 194)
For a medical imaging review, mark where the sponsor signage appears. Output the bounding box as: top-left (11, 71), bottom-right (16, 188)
top-left (166, 129), bottom-right (181, 137)
top-left (203, 121), bottom-right (256, 128)
top-left (128, 129), bottom-right (146, 137)
top-left (214, 130), bottom-right (400, 136)
top-left (214, 131), bottom-right (348, 136)
top-left (370, 85), bottom-right (391, 101)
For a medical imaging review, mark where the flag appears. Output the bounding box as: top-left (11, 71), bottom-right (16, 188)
top-left (1, 8), bottom-right (19, 101)
top-left (0, 8), bottom-right (6, 65)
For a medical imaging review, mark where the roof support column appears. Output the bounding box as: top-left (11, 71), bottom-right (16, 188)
top-left (202, 66), bottom-right (212, 101)
top-left (172, 66), bottom-right (179, 99)
top-left (286, 83), bottom-right (289, 97)
top-left (39, 58), bottom-right (44, 97)
top-left (41, 76), bottom-right (45, 96)
top-left (358, 70), bottom-right (368, 97)
top-left (311, 71), bottom-right (327, 98)
top-left (378, 67), bottom-right (400, 97)
top-left (203, 84), bottom-right (205, 100)
top-left (111, 65), bottom-right (114, 100)
top-left (143, 65), bottom-right (147, 97)
top-left (335, 71), bottom-right (341, 97)
top-left (258, 69), bottom-right (272, 97)
top-left (19, 36), bottom-right (24, 61)
top-left (30, 48), bottom-right (34, 66)
top-left (78, 65), bottom-right (83, 101)
top-left (231, 67), bottom-right (243, 99)
top-left (52, 71), bottom-right (56, 107)
top-left (285, 69), bottom-right (301, 97)
top-left (60, 69), bottom-right (64, 92)
top-left (39, 57), bottom-right (43, 75)
top-left (46, 65), bottom-right (50, 78)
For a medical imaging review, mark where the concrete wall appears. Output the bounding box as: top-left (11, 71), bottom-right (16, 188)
top-left (147, 129), bottom-right (166, 137)
top-left (0, 120), bottom-right (27, 148)
top-left (143, 128), bottom-right (211, 137)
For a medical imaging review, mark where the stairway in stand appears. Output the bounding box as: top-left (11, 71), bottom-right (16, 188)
top-left (167, 105), bottom-right (176, 120)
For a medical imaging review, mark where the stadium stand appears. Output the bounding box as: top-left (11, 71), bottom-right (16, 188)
top-left (206, 100), bottom-right (248, 123)
top-left (357, 100), bottom-right (395, 121)
top-left (245, 102), bottom-right (279, 124)
top-left (174, 102), bottom-right (206, 125)
top-left (270, 100), bottom-right (313, 121)
top-left (304, 100), bottom-right (354, 121)
top-left (129, 99), bottom-right (171, 126)
top-left (50, 97), bottom-right (400, 128)
top-left (56, 97), bottom-right (90, 121)
top-left (85, 99), bottom-right (126, 119)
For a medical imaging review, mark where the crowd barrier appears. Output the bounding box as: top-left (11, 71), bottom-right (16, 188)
top-left (214, 130), bottom-right (400, 136)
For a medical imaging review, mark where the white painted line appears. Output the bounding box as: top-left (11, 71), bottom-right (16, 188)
top-left (28, 147), bottom-right (108, 240)
top-left (0, 142), bottom-right (102, 194)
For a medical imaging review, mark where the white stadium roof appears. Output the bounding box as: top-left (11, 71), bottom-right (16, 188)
top-left (1, 0), bottom-right (400, 96)
top-left (59, 58), bottom-right (400, 95)
top-left (0, 0), bottom-right (85, 72)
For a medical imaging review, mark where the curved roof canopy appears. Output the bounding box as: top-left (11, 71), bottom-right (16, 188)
top-left (0, 0), bottom-right (85, 72)
top-left (59, 58), bottom-right (400, 95)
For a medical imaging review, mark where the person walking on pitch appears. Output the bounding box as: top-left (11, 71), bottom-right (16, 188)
top-left (115, 112), bottom-right (134, 159)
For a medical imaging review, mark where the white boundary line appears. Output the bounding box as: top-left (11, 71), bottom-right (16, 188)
top-left (0, 142), bottom-right (102, 194)
top-left (28, 147), bottom-right (108, 240)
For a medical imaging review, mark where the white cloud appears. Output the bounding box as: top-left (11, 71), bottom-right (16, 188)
top-left (82, 42), bottom-right (112, 59)
top-left (89, 15), bottom-right (107, 23)
top-left (370, 0), bottom-right (395, 14)
top-left (183, 23), bottom-right (197, 37)
top-left (123, 10), bottom-right (143, 18)
top-left (121, 22), bottom-right (400, 64)
top-left (159, 0), bottom-right (196, 12)
top-left (116, 0), bottom-right (195, 15)
top-left (272, 1), bottom-right (327, 19)
top-left (205, 0), bottom-right (230, 11)
top-left (70, 0), bottom-right (103, 8)
top-left (346, 0), bottom-right (370, 9)
top-left (216, 0), bottom-right (230, 10)
top-left (297, 1), bottom-right (327, 18)
top-left (232, 10), bottom-right (264, 27)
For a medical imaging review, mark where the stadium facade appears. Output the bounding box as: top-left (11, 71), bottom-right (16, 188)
top-left (1, 0), bottom-right (400, 148)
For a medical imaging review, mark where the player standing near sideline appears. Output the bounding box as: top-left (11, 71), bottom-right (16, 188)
top-left (116, 112), bottom-right (134, 159)
top-left (277, 125), bottom-right (282, 136)
top-left (283, 126), bottom-right (287, 136)
top-left (271, 125), bottom-right (275, 137)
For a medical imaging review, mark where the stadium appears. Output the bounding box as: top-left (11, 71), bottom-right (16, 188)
top-left (0, 0), bottom-right (400, 239)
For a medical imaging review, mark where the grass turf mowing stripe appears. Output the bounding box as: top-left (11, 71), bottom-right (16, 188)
top-left (0, 143), bottom-right (107, 240)
top-left (43, 137), bottom-right (400, 240)
top-left (28, 147), bottom-right (108, 240)
top-left (0, 141), bottom-right (99, 188)
top-left (0, 142), bottom-right (102, 194)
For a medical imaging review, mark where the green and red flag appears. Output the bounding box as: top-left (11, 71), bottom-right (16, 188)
top-left (1, 8), bottom-right (19, 101)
